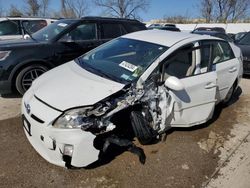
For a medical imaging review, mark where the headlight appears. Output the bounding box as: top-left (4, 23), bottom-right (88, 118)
top-left (53, 107), bottom-right (93, 129)
top-left (0, 51), bottom-right (11, 61)
top-left (53, 103), bottom-right (112, 129)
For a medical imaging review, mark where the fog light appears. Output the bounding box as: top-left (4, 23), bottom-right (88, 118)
top-left (63, 144), bottom-right (74, 157)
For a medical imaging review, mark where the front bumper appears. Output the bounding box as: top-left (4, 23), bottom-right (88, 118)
top-left (243, 60), bottom-right (250, 75)
top-left (22, 89), bottom-right (100, 168)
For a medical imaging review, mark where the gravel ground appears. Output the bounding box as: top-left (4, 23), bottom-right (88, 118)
top-left (0, 78), bottom-right (249, 188)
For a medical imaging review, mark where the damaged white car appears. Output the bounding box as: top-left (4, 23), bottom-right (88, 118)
top-left (22, 30), bottom-right (243, 168)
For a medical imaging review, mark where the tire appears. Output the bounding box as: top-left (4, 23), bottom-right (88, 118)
top-left (223, 83), bottom-right (236, 105)
top-left (15, 64), bottom-right (48, 95)
top-left (130, 111), bottom-right (157, 145)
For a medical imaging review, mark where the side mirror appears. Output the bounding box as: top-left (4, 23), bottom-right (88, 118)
top-left (164, 76), bottom-right (184, 91)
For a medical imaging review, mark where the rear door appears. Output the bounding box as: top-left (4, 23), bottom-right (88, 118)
top-left (209, 41), bottom-right (238, 101)
top-left (162, 42), bottom-right (217, 127)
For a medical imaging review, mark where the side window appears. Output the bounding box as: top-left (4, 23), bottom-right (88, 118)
top-left (67, 23), bottom-right (97, 41)
top-left (200, 41), bottom-right (212, 69)
top-left (0, 20), bottom-right (20, 35)
top-left (101, 23), bottom-right (127, 39)
top-left (217, 41), bottom-right (235, 61)
top-left (163, 44), bottom-right (195, 79)
top-left (212, 41), bottom-right (235, 64)
top-left (22, 20), bottom-right (47, 34)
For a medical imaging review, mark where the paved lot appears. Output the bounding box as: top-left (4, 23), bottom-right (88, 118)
top-left (0, 78), bottom-right (249, 188)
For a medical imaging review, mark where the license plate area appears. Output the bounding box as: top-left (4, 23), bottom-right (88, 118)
top-left (22, 115), bottom-right (32, 136)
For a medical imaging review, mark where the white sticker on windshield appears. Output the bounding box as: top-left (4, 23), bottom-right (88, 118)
top-left (58, 23), bottom-right (68, 27)
top-left (119, 61), bottom-right (138, 72)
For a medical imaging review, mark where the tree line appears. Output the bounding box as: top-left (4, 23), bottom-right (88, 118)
top-left (0, 0), bottom-right (149, 19)
top-left (0, 0), bottom-right (249, 23)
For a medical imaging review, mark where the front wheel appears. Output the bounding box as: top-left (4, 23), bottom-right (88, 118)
top-left (15, 64), bottom-right (48, 95)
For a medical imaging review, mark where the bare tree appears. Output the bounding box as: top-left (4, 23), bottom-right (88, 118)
top-left (200, 0), bottom-right (214, 23)
top-left (199, 0), bottom-right (250, 23)
top-left (94, 0), bottom-right (150, 19)
top-left (0, 0), bottom-right (4, 16)
top-left (8, 4), bottom-right (24, 16)
top-left (60, 0), bottom-right (89, 18)
top-left (229, 0), bottom-right (250, 22)
top-left (40, 0), bottom-right (50, 17)
top-left (25, 0), bottom-right (41, 16)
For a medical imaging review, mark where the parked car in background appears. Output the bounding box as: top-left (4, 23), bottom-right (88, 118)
top-left (0, 17), bottom-right (56, 40)
top-left (193, 27), bottom-right (226, 33)
top-left (22, 30), bottom-right (242, 168)
top-left (235, 32), bottom-right (250, 75)
top-left (0, 17), bottom-right (146, 95)
top-left (147, 23), bottom-right (161, 29)
top-left (234, 32), bottom-right (248, 42)
top-left (192, 30), bottom-right (234, 42)
top-left (154, 26), bottom-right (180, 32)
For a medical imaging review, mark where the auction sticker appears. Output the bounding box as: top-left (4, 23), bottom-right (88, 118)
top-left (58, 23), bottom-right (68, 27)
top-left (119, 61), bottom-right (138, 72)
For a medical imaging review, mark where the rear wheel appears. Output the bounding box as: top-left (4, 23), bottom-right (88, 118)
top-left (223, 83), bottom-right (236, 105)
top-left (15, 64), bottom-right (48, 95)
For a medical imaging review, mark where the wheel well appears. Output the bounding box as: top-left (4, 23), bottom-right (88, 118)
top-left (11, 61), bottom-right (52, 91)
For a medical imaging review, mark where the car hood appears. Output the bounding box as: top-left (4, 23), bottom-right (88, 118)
top-left (32, 60), bottom-right (125, 111)
top-left (237, 44), bottom-right (250, 57)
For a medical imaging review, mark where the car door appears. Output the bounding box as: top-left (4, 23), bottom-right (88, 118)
top-left (208, 41), bottom-right (238, 101)
top-left (54, 22), bottom-right (99, 63)
top-left (162, 42), bottom-right (217, 127)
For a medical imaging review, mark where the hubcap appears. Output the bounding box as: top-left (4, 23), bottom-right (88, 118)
top-left (22, 68), bottom-right (46, 91)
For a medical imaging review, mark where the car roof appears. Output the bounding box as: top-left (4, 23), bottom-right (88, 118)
top-left (122, 29), bottom-right (218, 47)
top-left (0, 17), bottom-right (57, 21)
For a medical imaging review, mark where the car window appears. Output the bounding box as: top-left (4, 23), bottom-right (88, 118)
top-left (101, 23), bottom-right (127, 39)
top-left (66, 23), bottom-right (97, 41)
top-left (22, 20), bottom-right (47, 34)
top-left (32, 20), bottom-right (75, 41)
top-left (200, 40), bottom-right (235, 69)
top-left (238, 33), bottom-right (250, 45)
top-left (0, 20), bottom-right (21, 35)
top-left (163, 44), bottom-right (196, 79)
top-left (200, 42), bottom-right (212, 70)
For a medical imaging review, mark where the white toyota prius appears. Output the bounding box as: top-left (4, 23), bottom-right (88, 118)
top-left (22, 30), bottom-right (243, 168)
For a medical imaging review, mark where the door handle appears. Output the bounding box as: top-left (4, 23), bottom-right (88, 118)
top-left (229, 67), bottom-right (237, 73)
top-left (205, 82), bottom-right (216, 89)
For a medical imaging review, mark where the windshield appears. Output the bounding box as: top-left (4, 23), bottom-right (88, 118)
top-left (77, 38), bottom-right (168, 84)
top-left (238, 33), bottom-right (250, 45)
top-left (32, 20), bottom-right (75, 41)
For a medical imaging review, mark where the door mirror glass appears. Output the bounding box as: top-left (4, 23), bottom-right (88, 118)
top-left (164, 76), bottom-right (184, 91)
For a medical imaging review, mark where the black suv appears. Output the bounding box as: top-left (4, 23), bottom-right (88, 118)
top-left (0, 17), bottom-right (146, 95)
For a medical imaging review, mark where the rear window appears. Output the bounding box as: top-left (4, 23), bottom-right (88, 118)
top-left (101, 23), bottom-right (127, 39)
top-left (22, 20), bottom-right (47, 34)
top-left (0, 20), bottom-right (21, 35)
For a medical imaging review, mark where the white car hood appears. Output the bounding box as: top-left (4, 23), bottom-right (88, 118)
top-left (32, 61), bottom-right (125, 111)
